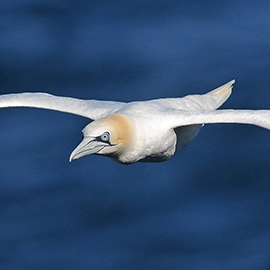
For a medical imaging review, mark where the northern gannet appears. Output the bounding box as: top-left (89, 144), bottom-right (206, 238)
top-left (0, 80), bottom-right (270, 164)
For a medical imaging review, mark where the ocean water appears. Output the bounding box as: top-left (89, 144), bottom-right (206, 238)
top-left (0, 1), bottom-right (270, 269)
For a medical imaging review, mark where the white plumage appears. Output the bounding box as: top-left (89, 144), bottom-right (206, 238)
top-left (0, 80), bottom-right (270, 164)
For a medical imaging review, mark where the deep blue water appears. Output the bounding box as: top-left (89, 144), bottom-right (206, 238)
top-left (1, 1), bottom-right (270, 269)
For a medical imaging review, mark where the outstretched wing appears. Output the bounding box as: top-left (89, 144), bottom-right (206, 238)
top-left (149, 80), bottom-right (234, 111)
top-left (163, 109), bottom-right (270, 131)
top-left (0, 93), bottom-right (126, 120)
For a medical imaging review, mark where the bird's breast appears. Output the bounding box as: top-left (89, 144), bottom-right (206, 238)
top-left (115, 117), bottom-right (177, 164)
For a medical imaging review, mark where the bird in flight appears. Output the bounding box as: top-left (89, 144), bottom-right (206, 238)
top-left (0, 80), bottom-right (269, 164)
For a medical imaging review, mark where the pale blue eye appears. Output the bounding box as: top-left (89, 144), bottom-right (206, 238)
top-left (101, 131), bottom-right (110, 142)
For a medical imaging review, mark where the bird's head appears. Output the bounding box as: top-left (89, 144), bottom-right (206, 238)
top-left (69, 114), bottom-right (133, 162)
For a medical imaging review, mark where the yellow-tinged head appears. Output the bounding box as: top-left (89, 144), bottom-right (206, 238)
top-left (69, 114), bottom-right (133, 162)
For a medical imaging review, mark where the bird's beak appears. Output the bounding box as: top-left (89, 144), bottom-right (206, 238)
top-left (69, 138), bottom-right (106, 162)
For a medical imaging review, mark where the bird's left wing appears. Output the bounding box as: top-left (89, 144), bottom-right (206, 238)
top-left (162, 109), bottom-right (270, 131)
top-left (0, 92), bottom-right (126, 120)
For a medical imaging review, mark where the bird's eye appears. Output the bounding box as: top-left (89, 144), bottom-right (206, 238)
top-left (100, 131), bottom-right (110, 142)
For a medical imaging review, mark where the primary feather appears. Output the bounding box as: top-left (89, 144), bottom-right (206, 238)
top-left (0, 92), bottom-right (125, 120)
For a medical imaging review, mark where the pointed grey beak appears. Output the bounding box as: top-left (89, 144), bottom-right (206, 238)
top-left (69, 138), bottom-right (106, 161)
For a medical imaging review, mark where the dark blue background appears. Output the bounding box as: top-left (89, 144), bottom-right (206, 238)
top-left (1, 1), bottom-right (270, 269)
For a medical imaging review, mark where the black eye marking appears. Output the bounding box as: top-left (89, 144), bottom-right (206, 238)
top-left (83, 131), bottom-right (112, 145)
top-left (94, 132), bottom-right (114, 146)
top-left (100, 131), bottom-right (110, 142)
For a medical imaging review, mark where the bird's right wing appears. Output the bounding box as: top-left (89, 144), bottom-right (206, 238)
top-left (0, 92), bottom-right (126, 120)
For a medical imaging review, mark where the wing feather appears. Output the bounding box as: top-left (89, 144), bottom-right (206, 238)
top-left (0, 93), bottom-right (126, 120)
top-left (163, 109), bottom-right (270, 131)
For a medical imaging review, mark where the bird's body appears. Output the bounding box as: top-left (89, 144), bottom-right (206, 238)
top-left (1, 79), bottom-right (270, 164)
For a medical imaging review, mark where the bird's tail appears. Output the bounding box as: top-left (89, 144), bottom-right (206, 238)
top-left (178, 80), bottom-right (235, 111)
top-left (206, 79), bottom-right (235, 108)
